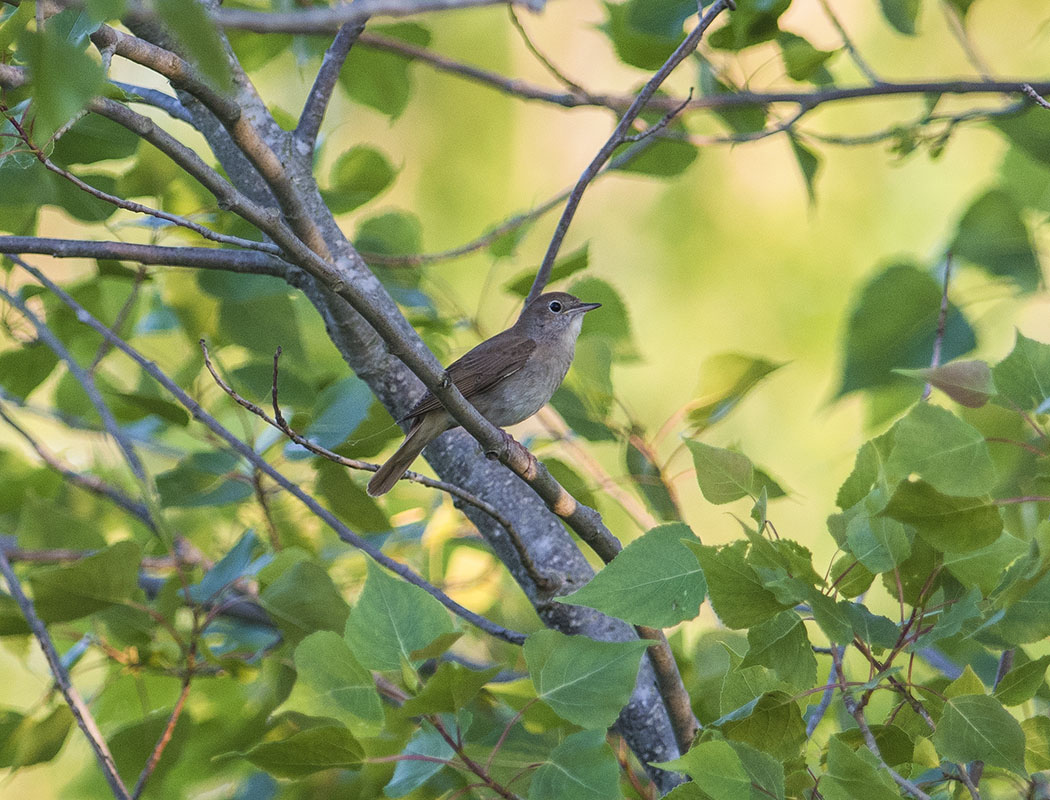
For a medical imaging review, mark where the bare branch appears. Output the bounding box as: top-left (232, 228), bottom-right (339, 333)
top-left (1022, 83), bottom-right (1050, 110)
top-left (131, 672), bottom-right (192, 799)
top-left (295, 22), bottom-right (367, 152)
top-left (211, 0), bottom-right (546, 34)
top-left (15, 257), bottom-right (528, 646)
top-left (197, 341), bottom-right (556, 589)
top-left (526, 0), bottom-right (735, 303)
top-left (0, 400), bottom-right (155, 529)
top-left (110, 81), bottom-right (193, 123)
top-left (0, 282), bottom-right (152, 497)
top-left (922, 252), bottom-right (953, 401)
top-left (0, 107), bottom-right (280, 255)
top-left (0, 236), bottom-right (287, 275)
top-left (506, 4), bottom-right (583, 93)
top-left (0, 548), bottom-right (132, 800)
top-left (817, 0), bottom-right (881, 84)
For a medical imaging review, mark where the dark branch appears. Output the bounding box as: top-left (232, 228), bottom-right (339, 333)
top-left (295, 23), bottom-right (367, 152)
top-left (526, 0), bottom-right (734, 303)
top-left (0, 236), bottom-right (287, 275)
top-left (0, 548), bottom-right (132, 800)
top-left (15, 257), bottom-right (527, 646)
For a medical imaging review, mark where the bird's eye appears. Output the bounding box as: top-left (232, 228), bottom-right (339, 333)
top-left (548, 300), bottom-right (562, 313)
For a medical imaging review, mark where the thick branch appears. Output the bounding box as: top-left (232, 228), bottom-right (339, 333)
top-left (0, 548), bottom-right (131, 800)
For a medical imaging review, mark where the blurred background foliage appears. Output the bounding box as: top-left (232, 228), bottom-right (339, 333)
top-left (2, 0), bottom-right (1050, 796)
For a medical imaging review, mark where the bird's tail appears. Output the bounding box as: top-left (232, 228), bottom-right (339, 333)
top-left (367, 418), bottom-right (440, 496)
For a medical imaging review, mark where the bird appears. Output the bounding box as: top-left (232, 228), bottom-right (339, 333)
top-left (367, 291), bottom-right (601, 496)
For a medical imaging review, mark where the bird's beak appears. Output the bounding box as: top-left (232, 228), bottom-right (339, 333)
top-left (571, 302), bottom-right (602, 314)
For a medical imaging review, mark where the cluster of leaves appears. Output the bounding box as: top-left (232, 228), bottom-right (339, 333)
top-left (3, 0), bottom-right (1050, 798)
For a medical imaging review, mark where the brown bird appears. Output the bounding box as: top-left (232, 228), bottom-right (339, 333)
top-left (367, 291), bottom-right (601, 496)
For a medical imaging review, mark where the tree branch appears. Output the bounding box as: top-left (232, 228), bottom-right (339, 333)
top-left (0, 236), bottom-right (287, 275)
top-left (210, 0), bottom-right (546, 34)
top-left (295, 22), bottom-right (366, 153)
top-left (526, 0), bottom-right (735, 303)
top-left (14, 256), bottom-right (527, 646)
top-left (0, 548), bottom-right (131, 800)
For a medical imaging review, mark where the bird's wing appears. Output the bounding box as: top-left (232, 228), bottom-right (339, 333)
top-left (401, 331), bottom-right (537, 422)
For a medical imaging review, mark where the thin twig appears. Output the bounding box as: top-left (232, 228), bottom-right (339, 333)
top-left (0, 401), bottom-right (155, 528)
top-left (89, 268), bottom-right (145, 371)
top-left (110, 81), bottom-right (194, 123)
top-left (622, 89), bottom-right (694, 143)
top-left (833, 648), bottom-right (934, 800)
top-left (0, 548), bottom-right (132, 800)
top-left (922, 252), bottom-right (953, 401)
top-left (806, 646), bottom-right (842, 736)
top-left (816, 0), bottom-right (881, 83)
top-left (1022, 83), bottom-right (1050, 110)
top-left (506, 5), bottom-right (583, 93)
top-left (526, 0), bottom-right (735, 304)
top-left (0, 107), bottom-right (281, 256)
top-left (15, 257), bottom-right (527, 646)
top-left (0, 236), bottom-right (287, 275)
top-left (199, 341), bottom-right (554, 589)
top-left (131, 670), bottom-right (192, 799)
top-left (295, 22), bottom-right (366, 151)
top-left (941, 0), bottom-right (992, 79)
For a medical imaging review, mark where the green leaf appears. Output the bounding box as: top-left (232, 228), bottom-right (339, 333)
top-left (356, 210), bottom-right (422, 256)
top-left (653, 739), bottom-right (750, 800)
top-left (837, 263), bottom-right (975, 396)
top-left (0, 706), bottom-right (73, 769)
top-left (156, 452), bottom-right (254, 509)
top-left (687, 541), bottom-right (789, 629)
top-left (21, 24), bottom-right (106, 140)
top-left (894, 360), bottom-right (996, 408)
top-left (879, 0), bottom-right (921, 35)
top-left (240, 724), bottom-right (362, 778)
top-left (550, 386), bottom-right (617, 442)
top-left (845, 603), bottom-right (899, 649)
top-left (788, 133), bottom-right (820, 204)
top-left (601, 0), bottom-right (695, 70)
top-left (542, 458), bottom-right (597, 509)
top-left (721, 691), bottom-right (805, 761)
top-left (28, 540), bottom-right (140, 623)
top-left (778, 32), bottom-right (836, 82)
top-left (951, 189), bottom-right (1040, 291)
top-left (569, 276), bottom-right (636, 360)
top-left (613, 138), bottom-right (698, 178)
top-left (994, 654), bottom-right (1050, 706)
top-left (304, 377), bottom-right (375, 452)
top-left (1023, 716), bottom-right (1050, 772)
top-left (992, 331), bottom-right (1050, 412)
top-left (259, 560), bottom-right (350, 646)
top-left (740, 612), bottom-right (816, 691)
top-left (883, 480), bottom-right (1002, 553)
top-left (708, 0), bottom-right (791, 51)
top-left (314, 459), bottom-right (389, 533)
top-left (0, 0), bottom-right (34, 55)
top-left (321, 146), bottom-right (397, 215)
top-left (556, 523), bottom-right (706, 627)
top-left (524, 629), bottom-right (649, 729)
top-left (885, 402), bottom-right (996, 496)
top-left (50, 114), bottom-right (139, 165)
top-left (819, 735), bottom-right (902, 800)
top-left (340, 23), bottom-right (430, 118)
top-left (504, 245), bottom-right (589, 297)
top-left (806, 589), bottom-right (854, 644)
top-left (193, 530), bottom-right (258, 602)
top-left (287, 632), bottom-right (383, 728)
top-left (995, 108), bottom-right (1050, 167)
top-left (687, 353), bottom-right (784, 432)
top-left (344, 560), bottom-right (454, 671)
top-left (932, 694), bottom-right (1027, 775)
top-left (401, 662), bottom-right (500, 716)
top-left (685, 440), bottom-right (758, 504)
top-left (0, 343), bottom-right (59, 400)
top-left (152, 0), bottom-right (231, 91)
top-left (625, 435), bottom-right (681, 522)
top-left (529, 729), bottom-right (620, 800)
top-left (384, 720), bottom-right (453, 797)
